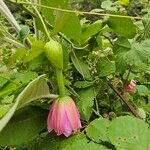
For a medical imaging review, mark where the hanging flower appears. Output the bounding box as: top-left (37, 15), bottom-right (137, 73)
top-left (124, 80), bottom-right (137, 93)
top-left (47, 96), bottom-right (82, 137)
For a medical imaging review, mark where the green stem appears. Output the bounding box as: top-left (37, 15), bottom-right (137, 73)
top-left (56, 69), bottom-right (65, 97)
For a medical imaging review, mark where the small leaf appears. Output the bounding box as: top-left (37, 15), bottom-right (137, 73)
top-left (96, 57), bottom-right (116, 77)
top-left (71, 54), bottom-right (91, 79)
top-left (101, 0), bottom-right (117, 11)
top-left (15, 71), bottom-right (38, 84)
top-left (77, 87), bottom-right (96, 121)
top-left (74, 81), bottom-right (93, 88)
top-left (113, 37), bottom-right (131, 55)
top-left (81, 20), bottom-right (102, 43)
top-left (136, 85), bottom-right (149, 96)
top-left (0, 77), bottom-right (8, 89)
top-left (24, 41), bottom-right (45, 63)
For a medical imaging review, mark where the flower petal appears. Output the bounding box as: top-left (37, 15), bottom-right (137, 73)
top-left (65, 99), bottom-right (82, 131)
top-left (47, 100), bottom-right (58, 132)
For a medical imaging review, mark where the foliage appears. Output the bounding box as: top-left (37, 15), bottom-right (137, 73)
top-left (0, 0), bottom-right (149, 149)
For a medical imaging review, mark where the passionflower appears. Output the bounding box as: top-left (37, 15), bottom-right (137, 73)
top-left (47, 96), bottom-right (82, 137)
top-left (124, 80), bottom-right (137, 93)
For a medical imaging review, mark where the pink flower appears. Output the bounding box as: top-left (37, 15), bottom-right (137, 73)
top-left (124, 80), bottom-right (137, 93)
top-left (47, 96), bottom-right (82, 137)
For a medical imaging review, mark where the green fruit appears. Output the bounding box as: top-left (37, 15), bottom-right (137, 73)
top-left (44, 39), bottom-right (63, 70)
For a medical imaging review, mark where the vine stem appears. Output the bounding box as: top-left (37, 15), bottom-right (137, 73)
top-left (32, 5), bottom-right (52, 40)
top-left (108, 82), bottom-right (142, 119)
top-left (56, 69), bottom-right (66, 97)
top-left (16, 2), bottom-right (150, 20)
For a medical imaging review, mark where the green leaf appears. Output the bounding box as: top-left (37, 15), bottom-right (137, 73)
top-left (0, 75), bottom-right (50, 132)
top-left (15, 71), bottom-right (38, 84)
top-left (81, 20), bottom-right (102, 43)
top-left (114, 39), bottom-right (150, 73)
top-left (71, 54), bottom-right (91, 79)
top-left (0, 77), bottom-right (8, 89)
top-left (77, 87), bottom-right (96, 121)
top-left (0, 106), bottom-right (47, 146)
top-left (0, 83), bottom-right (19, 97)
top-left (96, 57), bottom-right (116, 77)
top-left (38, 133), bottom-right (107, 150)
top-left (136, 85), bottom-right (149, 96)
top-left (101, 0), bottom-right (117, 11)
top-left (0, 104), bottom-right (13, 118)
top-left (137, 108), bottom-right (146, 120)
top-left (41, 0), bottom-right (81, 42)
top-left (107, 17), bottom-right (136, 38)
top-left (86, 118), bottom-right (110, 142)
top-left (107, 116), bottom-right (150, 150)
top-left (24, 41), bottom-right (45, 63)
top-left (12, 48), bottom-right (26, 62)
top-left (113, 37), bottom-right (131, 55)
top-left (74, 81), bottom-right (93, 88)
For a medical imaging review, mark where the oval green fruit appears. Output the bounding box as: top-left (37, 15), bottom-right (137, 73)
top-left (44, 39), bottom-right (63, 70)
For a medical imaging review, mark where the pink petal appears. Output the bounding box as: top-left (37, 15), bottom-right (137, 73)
top-left (55, 102), bottom-right (66, 136)
top-left (62, 110), bottom-right (73, 137)
top-left (47, 101), bottom-right (58, 132)
top-left (65, 99), bottom-right (81, 131)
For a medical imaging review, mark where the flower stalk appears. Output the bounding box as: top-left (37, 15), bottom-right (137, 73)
top-left (56, 69), bottom-right (66, 98)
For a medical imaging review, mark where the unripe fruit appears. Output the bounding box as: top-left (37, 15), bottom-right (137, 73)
top-left (44, 39), bottom-right (63, 70)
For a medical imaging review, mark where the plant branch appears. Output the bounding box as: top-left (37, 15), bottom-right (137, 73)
top-left (16, 2), bottom-right (150, 21)
top-left (107, 82), bottom-right (142, 119)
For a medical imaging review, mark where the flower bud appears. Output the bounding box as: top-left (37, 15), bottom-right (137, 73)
top-left (124, 80), bottom-right (137, 93)
top-left (44, 39), bottom-right (63, 70)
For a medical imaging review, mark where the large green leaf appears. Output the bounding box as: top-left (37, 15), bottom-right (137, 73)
top-left (107, 116), bottom-right (150, 150)
top-left (107, 17), bottom-right (136, 38)
top-left (0, 75), bottom-right (50, 132)
top-left (0, 106), bottom-right (47, 146)
top-left (86, 118), bottom-right (110, 143)
top-left (77, 87), bottom-right (96, 121)
top-left (114, 39), bottom-right (150, 73)
top-left (41, 0), bottom-right (81, 42)
top-left (38, 133), bottom-right (107, 150)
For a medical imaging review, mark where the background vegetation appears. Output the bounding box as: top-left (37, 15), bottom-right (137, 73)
top-left (0, 0), bottom-right (150, 149)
